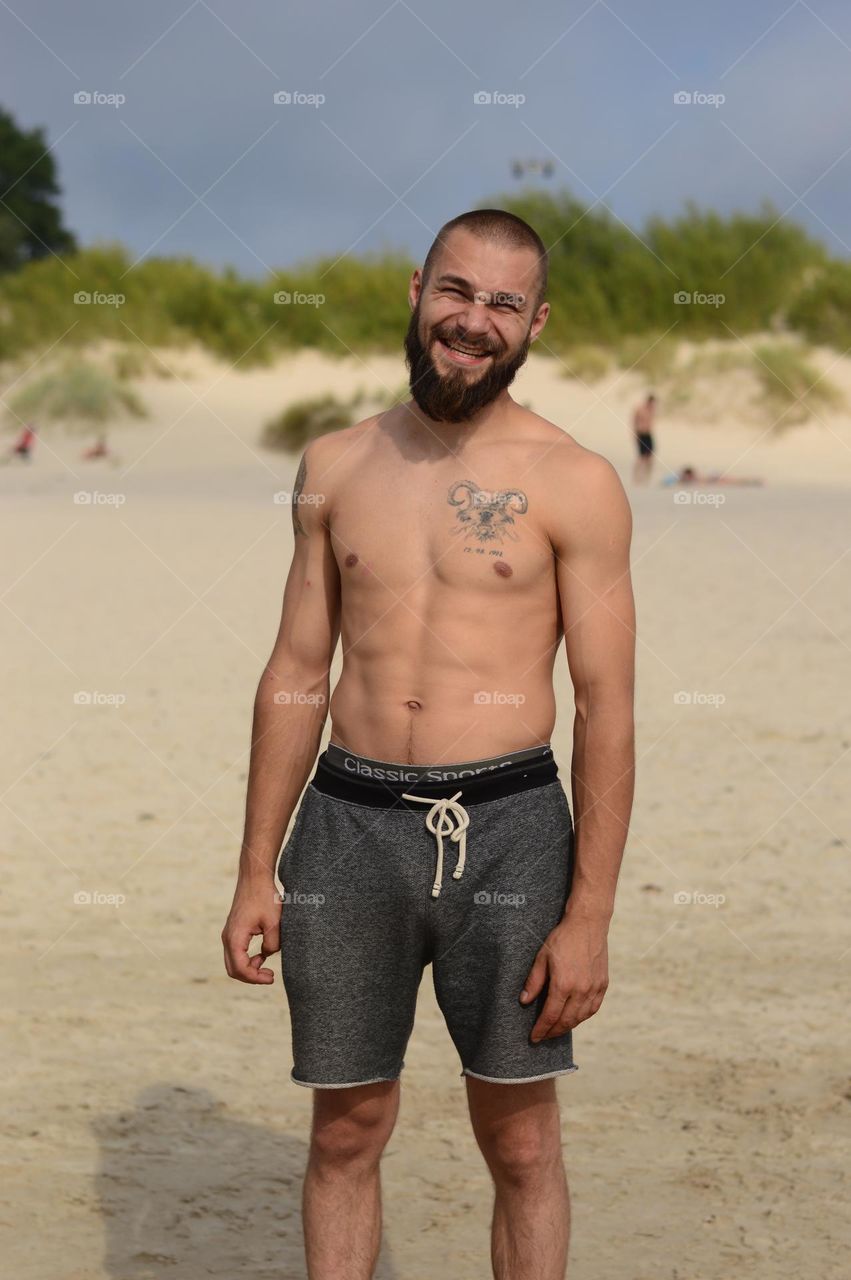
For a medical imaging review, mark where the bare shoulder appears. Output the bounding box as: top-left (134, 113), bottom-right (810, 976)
top-left (296, 415), bottom-right (374, 481)
top-left (290, 413), bottom-right (379, 514)
top-left (517, 414), bottom-right (632, 553)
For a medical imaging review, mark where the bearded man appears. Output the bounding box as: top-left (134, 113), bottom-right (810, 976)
top-left (223, 208), bottom-right (636, 1280)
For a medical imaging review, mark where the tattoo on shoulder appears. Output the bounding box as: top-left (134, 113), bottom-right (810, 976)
top-left (292, 454), bottom-right (308, 537)
top-left (447, 480), bottom-right (528, 544)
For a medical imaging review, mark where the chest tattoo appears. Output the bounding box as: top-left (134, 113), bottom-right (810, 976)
top-left (447, 480), bottom-right (529, 545)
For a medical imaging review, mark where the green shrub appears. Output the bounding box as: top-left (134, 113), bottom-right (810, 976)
top-left (787, 264), bottom-right (851, 351)
top-left (752, 343), bottom-right (843, 429)
top-left (0, 193), bottom-right (842, 364)
top-left (614, 333), bottom-right (679, 385)
top-left (6, 357), bottom-right (147, 431)
top-left (261, 394), bottom-right (352, 451)
top-left (560, 344), bottom-right (610, 382)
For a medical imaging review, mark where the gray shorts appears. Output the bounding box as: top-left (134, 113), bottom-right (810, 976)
top-left (277, 743), bottom-right (577, 1088)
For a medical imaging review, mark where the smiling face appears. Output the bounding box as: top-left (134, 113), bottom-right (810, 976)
top-left (404, 227), bottom-right (550, 423)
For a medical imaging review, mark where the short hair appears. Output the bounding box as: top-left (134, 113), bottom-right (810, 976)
top-left (421, 208), bottom-right (549, 310)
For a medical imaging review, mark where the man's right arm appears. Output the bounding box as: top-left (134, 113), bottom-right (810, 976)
top-left (222, 439), bottom-right (341, 984)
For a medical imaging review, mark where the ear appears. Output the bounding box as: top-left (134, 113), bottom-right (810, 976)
top-left (528, 301), bottom-right (550, 343)
top-left (408, 268), bottom-right (423, 313)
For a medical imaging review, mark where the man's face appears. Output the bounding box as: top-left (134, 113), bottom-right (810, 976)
top-left (404, 228), bottom-right (548, 423)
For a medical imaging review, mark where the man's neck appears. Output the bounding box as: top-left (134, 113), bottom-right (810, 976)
top-left (402, 390), bottom-right (518, 444)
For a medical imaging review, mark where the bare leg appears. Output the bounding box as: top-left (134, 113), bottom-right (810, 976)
top-left (303, 1080), bottom-right (400, 1279)
top-left (466, 1077), bottom-right (570, 1280)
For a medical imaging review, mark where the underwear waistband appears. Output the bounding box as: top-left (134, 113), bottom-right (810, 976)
top-left (312, 743), bottom-right (558, 808)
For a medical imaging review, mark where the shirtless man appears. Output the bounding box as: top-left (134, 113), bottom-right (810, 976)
top-left (222, 209), bottom-right (636, 1280)
top-left (632, 392), bottom-right (656, 484)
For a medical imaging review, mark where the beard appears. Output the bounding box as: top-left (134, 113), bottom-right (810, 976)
top-left (403, 304), bottom-right (532, 424)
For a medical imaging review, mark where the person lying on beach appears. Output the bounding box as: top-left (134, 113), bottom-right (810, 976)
top-left (662, 465), bottom-right (764, 487)
top-left (82, 437), bottom-right (109, 460)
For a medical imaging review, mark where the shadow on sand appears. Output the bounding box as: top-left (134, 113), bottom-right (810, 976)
top-left (93, 1083), bottom-right (400, 1280)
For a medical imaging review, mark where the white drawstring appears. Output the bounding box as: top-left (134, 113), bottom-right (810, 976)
top-left (402, 790), bottom-right (471, 898)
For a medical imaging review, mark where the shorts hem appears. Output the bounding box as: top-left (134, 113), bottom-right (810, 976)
top-left (461, 1064), bottom-right (579, 1084)
top-left (290, 1068), bottom-right (402, 1090)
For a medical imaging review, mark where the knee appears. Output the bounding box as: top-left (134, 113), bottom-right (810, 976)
top-left (479, 1120), bottom-right (561, 1188)
top-left (310, 1088), bottom-right (397, 1171)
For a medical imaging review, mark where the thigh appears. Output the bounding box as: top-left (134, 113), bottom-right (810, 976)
top-left (279, 788), bottom-right (429, 1088)
top-left (432, 780), bottom-right (578, 1083)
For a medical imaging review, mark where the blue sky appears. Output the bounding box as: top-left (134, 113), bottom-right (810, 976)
top-left (4, 0), bottom-right (851, 275)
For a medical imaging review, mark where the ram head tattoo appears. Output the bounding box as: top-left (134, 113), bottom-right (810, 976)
top-left (447, 480), bottom-right (529, 545)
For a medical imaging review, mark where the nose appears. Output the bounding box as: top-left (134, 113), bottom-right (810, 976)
top-left (453, 299), bottom-right (491, 340)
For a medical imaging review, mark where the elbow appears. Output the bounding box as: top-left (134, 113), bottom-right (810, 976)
top-left (256, 655), bottom-right (331, 708)
top-left (574, 679), bottom-right (634, 732)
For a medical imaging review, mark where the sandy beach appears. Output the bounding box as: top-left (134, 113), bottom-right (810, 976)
top-left (1, 346), bottom-right (849, 1279)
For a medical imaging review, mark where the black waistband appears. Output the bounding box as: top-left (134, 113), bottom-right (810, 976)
top-left (310, 746), bottom-right (559, 809)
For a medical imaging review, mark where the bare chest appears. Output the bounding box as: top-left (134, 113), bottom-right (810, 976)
top-left (330, 472), bottom-right (553, 594)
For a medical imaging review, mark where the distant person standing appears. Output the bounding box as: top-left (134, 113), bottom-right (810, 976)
top-left (632, 393), bottom-right (656, 484)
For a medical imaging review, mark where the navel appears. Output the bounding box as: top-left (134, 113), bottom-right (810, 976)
top-left (405, 699), bottom-right (423, 711)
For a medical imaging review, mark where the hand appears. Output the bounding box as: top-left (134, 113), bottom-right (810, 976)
top-left (222, 878), bottom-right (282, 984)
top-left (520, 914), bottom-right (609, 1041)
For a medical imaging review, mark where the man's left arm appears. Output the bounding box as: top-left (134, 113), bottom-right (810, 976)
top-left (521, 449), bottom-right (636, 1040)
